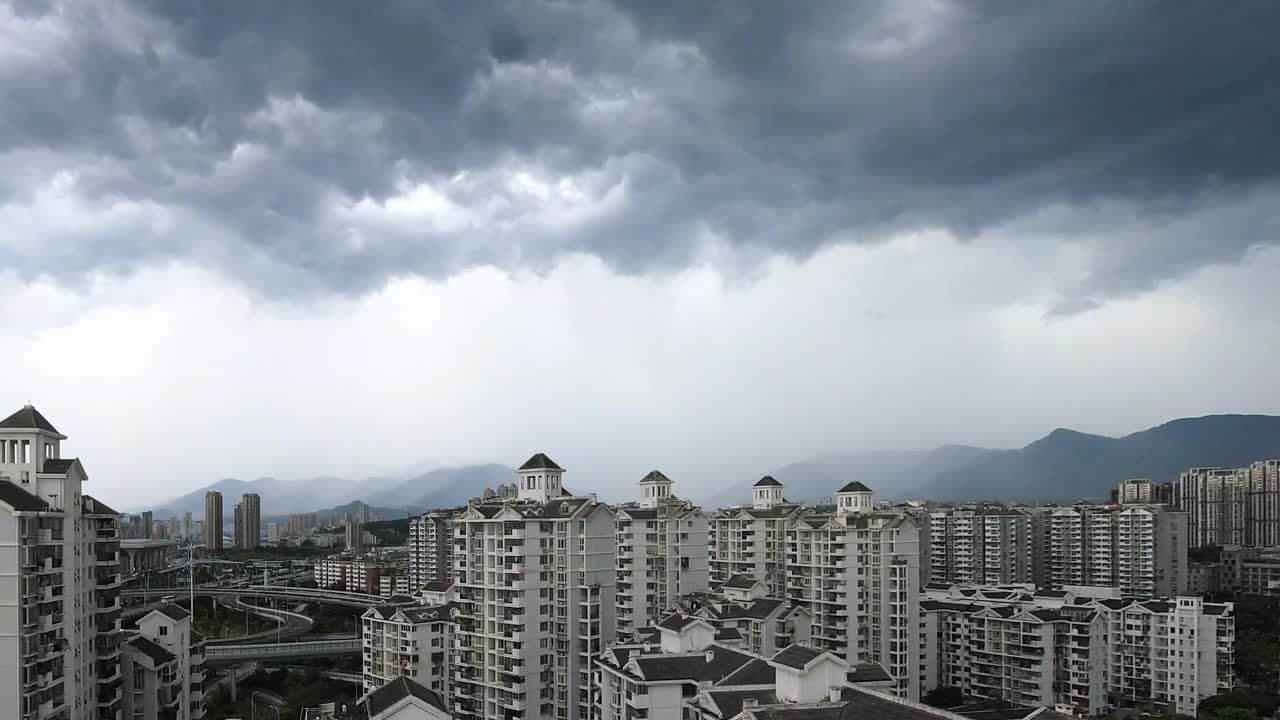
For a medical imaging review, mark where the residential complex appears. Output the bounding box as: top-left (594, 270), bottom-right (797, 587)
top-left (708, 477), bottom-right (808, 598)
top-left (409, 511), bottom-right (455, 591)
top-left (615, 470), bottom-right (710, 637)
top-left (0, 405), bottom-right (125, 720)
top-left (1030, 504), bottom-right (1188, 597)
top-left (203, 491), bottom-right (223, 550)
top-left (1177, 461), bottom-right (1280, 548)
top-left (451, 453), bottom-right (616, 720)
top-left (922, 584), bottom-right (1234, 717)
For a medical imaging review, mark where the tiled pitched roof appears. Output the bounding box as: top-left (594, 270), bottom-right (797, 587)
top-left (754, 476), bottom-right (783, 487)
top-left (361, 676), bottom-right (448, 715)
top-left (129, 636), bottom-right (177, 665)
top-left (0, 405), bottom-right (60, 434)
top-left (0, 480), bottom-right (48, 511)
top-left (631, 646), bottom-right (755, 682)
top-left (837, 481), bottom-right (872, 493)
top-left (771, 644), bottom-right (825, 670)
top-left (519, 453), bottom-right (562, 471)
top-left (41, 458), bottom-right (77, 474)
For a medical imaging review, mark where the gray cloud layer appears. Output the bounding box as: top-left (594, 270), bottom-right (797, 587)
top-left (3, 0), bottom-right (1278, 302)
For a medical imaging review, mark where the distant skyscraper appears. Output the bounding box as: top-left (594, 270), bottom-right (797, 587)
top-left (345, 520), bottom-right (363, 550)
top-left (409, 510), bottom-right (454, 590)
top-left (183, 511), bottom-right (193, 540)
top-left (233, 503), bottom-right (244, 549)
top-left (204, 491), bottom-right (223, 549)
top-left (240, 492), bottom-right (261, 549)
top-left (141, 509), bottom-right (153, 539)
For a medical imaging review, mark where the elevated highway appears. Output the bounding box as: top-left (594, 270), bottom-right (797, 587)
top-left (206, 638), bottom-right (361, 663)
top-left (123, 585), bottom-right (382, 607)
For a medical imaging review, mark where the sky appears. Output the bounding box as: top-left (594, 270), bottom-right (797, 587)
top-left (2, 1), bottom-right (1279, 509)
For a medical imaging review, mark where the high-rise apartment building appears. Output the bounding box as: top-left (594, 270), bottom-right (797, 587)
top-left (239, 493), bottom-right (260, 549)
top-left (452, 453), bottom-right (616, 720)
top-left (232, 503), bottom-right (243, 550)
top-left (708, 477), bottom-right (808, 598)
top-left (0, 405), bottom-right (125, 720)
top-left (409, 511), bottom-right (455, 591)
top-left (140, 510), bottom-right (153, 540)
top-left (203, 491), bottom-right (223, 550)
top-left (345, 520), bottom-right (363, 551)
top-left (1174, 463), bottom-right (1280, 549)
top-left (615, 470), bottom-right (709, 637)
top-left (785, 482), bottom-right (924, 699)
top-left (928, 507), bottom-right (1033, 586)
top-left (122, 603), bottom-right (207, 720)
top-left (182, 512), bottom-right (193, 541)
top-left (1031, 505), bottom-right (1187, 597)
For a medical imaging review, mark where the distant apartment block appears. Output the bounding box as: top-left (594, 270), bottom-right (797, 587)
top-left (362, 602), bottom-right (454, 699)
top-left (409, 510), bottom-right (456, 591)
top-left (204, 491), bottom-right (223, 550)
top-left (929, 506), bottom-right (1033, 586)
top-left (1176, 461), bottom-right (1280, 548)
top-left (239, 492), bottom-right (261, 549)
top-left (1030, 504), bottom-right (1187, 598)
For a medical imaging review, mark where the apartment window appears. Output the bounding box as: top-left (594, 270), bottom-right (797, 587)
top-left (160, 626), bottom-right (169, 636)
top-left (21, 440), bottom-right (30, 463)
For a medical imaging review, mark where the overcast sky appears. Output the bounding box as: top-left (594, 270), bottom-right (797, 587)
top-left (3, 1), bottom-right (1279, 509)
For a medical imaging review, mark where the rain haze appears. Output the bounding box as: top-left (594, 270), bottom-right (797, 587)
top-left (2, 0), bottom-right (1279, 509)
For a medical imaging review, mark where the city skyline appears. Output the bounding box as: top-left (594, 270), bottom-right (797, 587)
top-left (2, 2), bottom-right (1280, 507)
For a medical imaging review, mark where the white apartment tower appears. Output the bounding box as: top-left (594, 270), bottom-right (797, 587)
top-left (409, 511), bottom-right (455, 592)
top-left (0, 405), bottom-right (125, 720)
top-left (1176, 463), bottom-right (1280, 549)
top-left (452, 454), bottom-right (616, 720)
top-left (709, 477), bottom-right (807, 598)
top-left (1117, 479), bottom-right (1155, 504)
top-left (615, 471), bottom-right (710, 637)
top-left (785, 481), bottom-right (924, 699)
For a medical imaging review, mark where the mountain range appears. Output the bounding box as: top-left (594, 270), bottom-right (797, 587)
top-left (759, 414), bottom-right (1280, 504)
top-left (144, 414), bottom-right (1280, 517)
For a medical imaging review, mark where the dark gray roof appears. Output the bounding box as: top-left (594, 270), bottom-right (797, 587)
top-left (838, 481), bottom-right (872, 493)
top-left (41, 458), bottom-right (77, 475)
top-left (754, 476), bottom-right (783, 487)
top-left (0, 405), bottom-right (60, 434)
top-left (401, 604), bottom-right (452, 623)
top-left (129, 636), bottom-right (177, 665)
top-left (771, 644), bottom-right (825, 670)
top-left (848, 664), bottom-right (893, 683)
top-left (361, 676), bottom-right (447, 716)
top-left (722, 574), bottom-right (758, 590)
top-left (715, 627), bottom-right (743, 641)
top-left (1033, 589), bottom-right (1068, 598)
top-left (82, 495), bottom-right (119, 516)
top-left (658, 613), bottom-right (699, 632)
top-left (631, 646), bottom-right (755, 682)
top-left (0, 480), bottom-right (48, 511)
top-left (154, 604), bottom-right (191, 621)
top-left (720, 657), bottom-right (775, 686)
top-left (706, 689), bottom-right (781, 718)
top-left (641, 470), bottom-right (672, 483)
top-left (190, 631), bottom-right (206, 646)
top-left (621, 508), bottom-right (659, 520)
top-left (754, 706), bottom-right (846, 720)
top-left (1204, 603), bottom-right (1230, 615)
top-left (717, 598), bottom-right (785, 620)
top-left (836, 687), bottom-right (951, 720)
top-left (519, 453), bottom-right (562, 471)
top-left (420, 580), bottom-right (452, 593)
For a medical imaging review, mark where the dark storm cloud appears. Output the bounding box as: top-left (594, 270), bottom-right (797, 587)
top-left (2, 0), bottom-right (1278, 298)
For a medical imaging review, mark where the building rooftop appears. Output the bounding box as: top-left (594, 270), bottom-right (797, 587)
top-left (129, 636), bottom-right (177, 665)
top-left (640, 470), bottom-right (672, 484)
top-left (41, 458), bottom-right (77, 475)
top-left (837, 481), bottom-right (872, 493)
top-left (0, 405), bottom-right (61, 434)
top-left (771, 644), bottom-right (826, 670)
top-left (0, 480), bottom-right (49, 511)
top-left (360, 676), bottom-right (448, 716)
top-left (519, 452), bottom-right (562, 471)
top-left (754, 476), bottom-right (784, 487)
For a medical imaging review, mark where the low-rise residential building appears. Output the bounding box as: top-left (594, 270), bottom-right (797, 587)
top-left (315, 558), bottom-right (394, 594)
top-left (362, 602), bottom-right (455, 699)
top-left (122, 603), bottom-right (207, 720)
